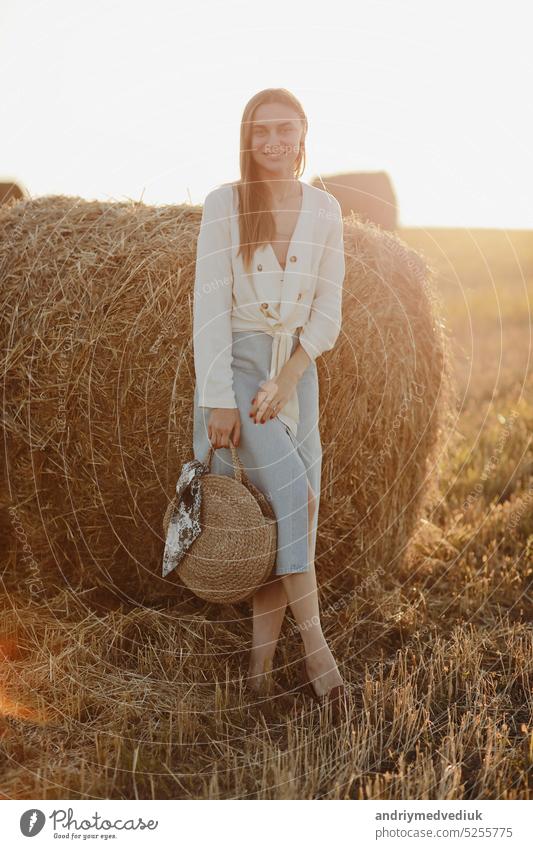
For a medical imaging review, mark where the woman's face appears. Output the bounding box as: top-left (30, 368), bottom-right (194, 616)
top-left (248, 101), bottom-right (304, 177)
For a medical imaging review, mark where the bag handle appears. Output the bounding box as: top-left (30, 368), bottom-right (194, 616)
top-left (203, 437), bottom-right (247, 484)
top-left (201, 438), bottom-right (274, 520)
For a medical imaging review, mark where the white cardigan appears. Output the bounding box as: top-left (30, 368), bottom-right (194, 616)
top-left (192, 180), bottom-right (345, 436)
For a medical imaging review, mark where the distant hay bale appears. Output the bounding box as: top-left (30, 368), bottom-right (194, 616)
top-left (312, 172), bottom-right (398, 229)
top-left (0, 181), bottom-right (27, 206)
top-left (0, 196), bottom-right (453, 606)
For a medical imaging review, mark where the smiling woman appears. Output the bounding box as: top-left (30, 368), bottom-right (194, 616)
top-left (237, 100), bottom-right (309, 275)
top-left (192, 87), bottom-right (347, 713)
top-left (253, 118), bottom-right (301, 161)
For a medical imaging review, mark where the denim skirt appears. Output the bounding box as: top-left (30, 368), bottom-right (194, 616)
top-left (192, 330), bottom-right (322, 575)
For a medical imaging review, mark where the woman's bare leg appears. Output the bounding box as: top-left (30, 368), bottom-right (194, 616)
top-left (280, 482), bottom-right (344, 697)
top-left (248, 481), bottom-right (343, 696)
top-left (247, 573), bottom-right (288, 690)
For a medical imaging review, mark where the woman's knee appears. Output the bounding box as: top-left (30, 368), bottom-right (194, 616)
top-left (257, 572), bottom-right (287, 602)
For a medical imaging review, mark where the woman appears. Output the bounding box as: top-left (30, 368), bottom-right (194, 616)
top-left (192, 88), bottom-right (346, 708)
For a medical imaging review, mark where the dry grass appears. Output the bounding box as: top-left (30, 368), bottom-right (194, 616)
top-left (0, 198), bottom-right (531, 799)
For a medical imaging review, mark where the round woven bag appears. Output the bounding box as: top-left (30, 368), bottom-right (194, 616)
top-left (162, 439), bottom-right (277, 604)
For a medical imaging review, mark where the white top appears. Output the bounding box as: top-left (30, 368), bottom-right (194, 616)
top-left (193, 179), bottom-right (345, 437)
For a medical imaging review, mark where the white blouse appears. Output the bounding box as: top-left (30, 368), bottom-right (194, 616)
top-left (192, 180), bottom-right (345, 437)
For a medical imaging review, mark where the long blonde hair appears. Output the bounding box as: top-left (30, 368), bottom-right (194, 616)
top-left (229, 88), bottom-right (308, 274)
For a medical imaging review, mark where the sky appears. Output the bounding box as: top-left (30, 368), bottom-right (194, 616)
top-left (1, 0), bottom-right (532, 228)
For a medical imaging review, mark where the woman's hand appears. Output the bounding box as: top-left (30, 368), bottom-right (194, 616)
top-left (208, 408), bottom-right (241, 448)
top-left (249, 365), bottom-right (299, 424)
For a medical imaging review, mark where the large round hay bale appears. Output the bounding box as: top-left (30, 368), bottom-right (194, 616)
top-left (0, 196), bottom-right (453, 606)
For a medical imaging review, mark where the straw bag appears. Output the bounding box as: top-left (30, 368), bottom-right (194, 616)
top-left (162, 439), bottom-right (277, 604)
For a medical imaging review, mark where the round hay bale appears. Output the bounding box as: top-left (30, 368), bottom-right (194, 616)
top-left (0, 196), bottom-right (453, 605)
top-left (315, 211), bottom-right (454, 593)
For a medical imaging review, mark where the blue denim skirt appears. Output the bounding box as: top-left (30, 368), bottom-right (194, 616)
top-left (192, 330), bottom-right (322, 575)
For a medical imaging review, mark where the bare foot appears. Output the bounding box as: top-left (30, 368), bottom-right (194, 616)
top-left (247, 655), bottom-right (275, 694)
top-left (304, 643), bottom-right (343, 697)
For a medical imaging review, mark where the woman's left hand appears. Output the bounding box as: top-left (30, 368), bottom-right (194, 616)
top-left (249, 366), bottom-right (298, 424)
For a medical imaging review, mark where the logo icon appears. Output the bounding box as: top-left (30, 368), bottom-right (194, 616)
top-left (20, 809), bottom-right (46, 837)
